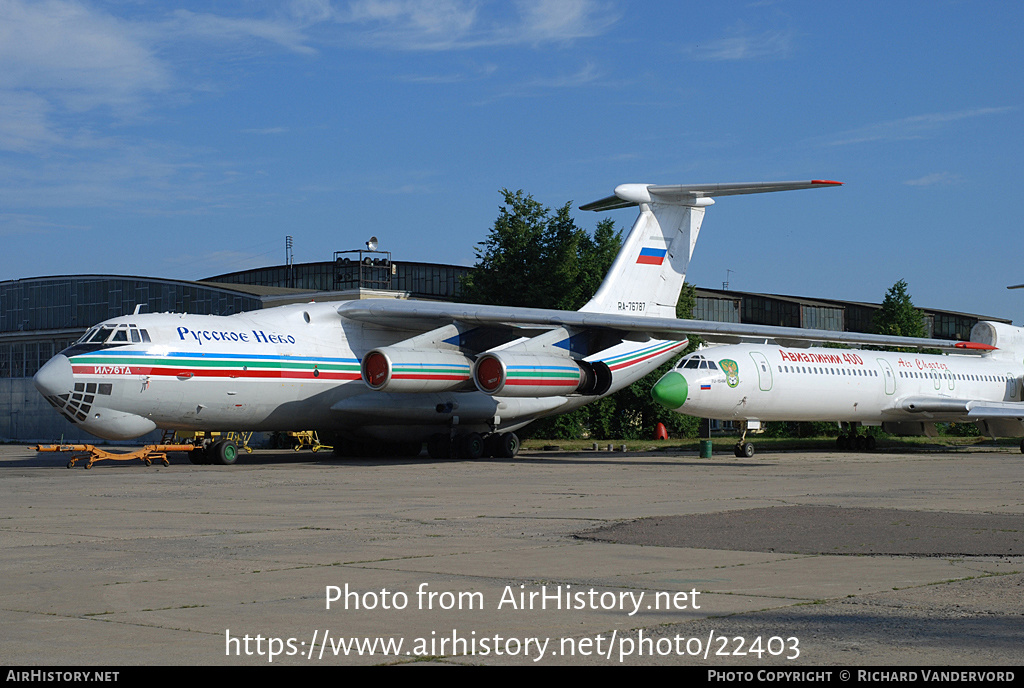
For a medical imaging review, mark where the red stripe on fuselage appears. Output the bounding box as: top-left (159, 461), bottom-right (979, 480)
top-left (72, 365), bottom-right (360, 381)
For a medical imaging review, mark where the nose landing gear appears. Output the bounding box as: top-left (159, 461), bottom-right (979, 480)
top-left (733, 420), bottom-right (755, 457)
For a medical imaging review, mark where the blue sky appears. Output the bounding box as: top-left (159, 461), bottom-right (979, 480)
top-left (1, 1), bottom-right (1021, 324)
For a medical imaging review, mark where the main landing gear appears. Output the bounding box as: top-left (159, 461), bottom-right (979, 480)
top-left (188, 438), bottom-right (239, 465)
top-left (426, 432), bottom-right (520, 460)
top-left (836, 424), bottom-right (876, 451)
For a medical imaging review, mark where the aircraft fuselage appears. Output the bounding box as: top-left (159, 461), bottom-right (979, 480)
top-left (35, 302), bottom-right (685, 443)
top-left (653, 343), bottom-right (1024, 429)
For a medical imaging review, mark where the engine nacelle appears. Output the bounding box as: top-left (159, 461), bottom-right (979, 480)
top-left (473, 352), bottom-right (611, 397)
top-left (970, 321), bottom-right (1024, 354)
top-left (362, 348), bottom-right (473, 393)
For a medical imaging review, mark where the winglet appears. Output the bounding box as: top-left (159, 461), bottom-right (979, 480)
top-left (955, 341), bottom-right (998, 351)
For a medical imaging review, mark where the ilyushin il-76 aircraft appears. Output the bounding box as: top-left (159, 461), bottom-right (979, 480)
top-left (34, 178), bottom-right (970, 464)
top-left (651, 325), bottom-right (1024, 457)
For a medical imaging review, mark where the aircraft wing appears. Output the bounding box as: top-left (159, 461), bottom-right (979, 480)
top-left (898, 397), bottom-right (1024, 419)
top-left (336, 299), bottom-right (976, 352)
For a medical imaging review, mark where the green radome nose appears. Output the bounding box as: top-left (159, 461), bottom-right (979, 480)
top-left (651, 371), bottom-right (688, 410)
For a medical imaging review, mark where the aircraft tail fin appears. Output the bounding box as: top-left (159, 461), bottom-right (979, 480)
top-left (578, 180), bottom-right (841, 318)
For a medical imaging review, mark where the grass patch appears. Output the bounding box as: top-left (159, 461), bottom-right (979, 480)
top-left (520, 435), bottom-right (1019, 453)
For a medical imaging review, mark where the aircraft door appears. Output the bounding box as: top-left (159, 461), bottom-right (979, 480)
top-left (749, 351), bottom-right (773, 391)
top-left (876, 358), bottom-right (896, 395)
top-left (1006, 373), bottom-right (1017, 401)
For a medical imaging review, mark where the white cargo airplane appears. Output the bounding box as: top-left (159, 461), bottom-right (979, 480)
top-left (34, 179), bottom-right (966, 464)
top-left (651, 324), bottom-right (1024, 456)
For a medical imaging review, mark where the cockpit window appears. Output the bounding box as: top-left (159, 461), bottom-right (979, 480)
top-left (63, 323), bottom-right (150, 357)
top-left (86, 327), bottom-right (114, 343)
top-left (679, 354), bottom-right (718, 371)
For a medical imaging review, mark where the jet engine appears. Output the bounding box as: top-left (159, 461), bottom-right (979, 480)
top-left (473, 352), bottom-right (611, 397)
top-left (361, 348), bottom-right (474, 393)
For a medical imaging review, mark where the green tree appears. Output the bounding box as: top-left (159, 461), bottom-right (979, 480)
top-left (461, 189), bottom-right (618, 310)
top-left (873, 279), bottom-right (925, 338)
top-left (872, 279), bottom-right (933, 353)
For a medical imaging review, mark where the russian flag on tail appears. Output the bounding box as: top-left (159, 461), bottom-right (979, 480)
top-left (636, 247), bottom-right (667, 265)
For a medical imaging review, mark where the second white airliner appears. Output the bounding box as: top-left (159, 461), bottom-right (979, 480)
top-left (651, 323), bottom-right (1024, 456)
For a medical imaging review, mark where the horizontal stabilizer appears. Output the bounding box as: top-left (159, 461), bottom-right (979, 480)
top-left (580, 180), bottom-right (841, 211)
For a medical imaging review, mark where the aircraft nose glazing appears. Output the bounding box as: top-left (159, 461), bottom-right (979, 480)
top-left (651, 371), bottom-right (688, 410)
top-left (34, 354), bottom-right (73, 399)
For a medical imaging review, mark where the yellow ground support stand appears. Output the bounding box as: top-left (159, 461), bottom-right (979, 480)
top-left (287, 430), bottom-right (332, 453)
top-left (225, 431), bottom-right (254, 453)
top-left (37, 444), bottom-right (197, 469)
top-left (166, 430), bottom-right (254, 453)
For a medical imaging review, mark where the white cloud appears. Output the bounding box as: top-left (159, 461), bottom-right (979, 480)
top-left (690, 28), bottom-right (794, 61)
top-left (828, 107), bottom-right (1014, 146)
top-left (164, 9), bottom-right (319, 55)
top-left (338, 0), bottom-right (617, 50)
top-left (0, 0), bottom-right (169, 112)
top-left (515, 0), bottom-right (618, 42)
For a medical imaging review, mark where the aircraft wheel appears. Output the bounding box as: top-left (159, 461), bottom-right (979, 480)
top-left (189, 448), bottom-right (207, 465)
top-left (865, 435), bottom-right (876, 451)
top-left (736, 442), bottom-right (754, 458)
top-left (458, 433), bottom-right (484, 460)
top-left (855, 435), bottom-right (867, 450)
top-left (1019, 438), bottom-right (1024, 454)
top-left (212, 440), bottom-right (239, 466)
top-left (496, 433), bottom-right (520, 459)
top-left (836, 435), bottom-right (848, 450)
